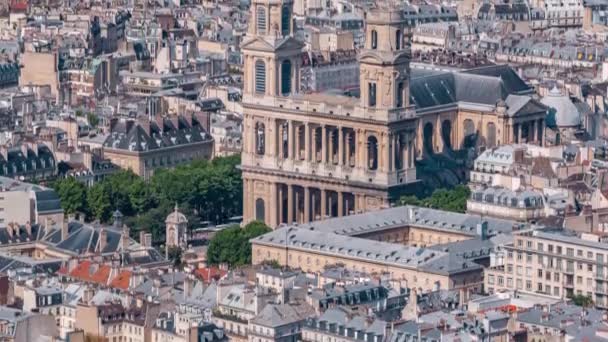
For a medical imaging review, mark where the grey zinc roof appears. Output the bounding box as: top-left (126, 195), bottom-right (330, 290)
top-left (253, 225), bottom-right (481, 275)
top-left (409, 65), bottom-right (533, 110)
top-left (290, 205), bottom-right (520, 237)
top-left (104, 115), bottom-right (211, 152)
top-left (35, 190), bottom-right (63, 214)
top-left (250, 302), bottom-right (315, 328)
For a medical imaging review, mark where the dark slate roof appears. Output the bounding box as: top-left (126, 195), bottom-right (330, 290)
top-left (409, 65), bottom-right (532, 110)
top-left (0, 224), bottom-right (46, 244)
top-left (35, 190), bottom-right (63, 214)
top-left (462, 65), bottom-right (531, 94)
top-left (104, 116), bottom-right (211, 152)
top-left (0, 145), bottom-right (55, 178)
top-left (51, 222), bottom-right (123, 255)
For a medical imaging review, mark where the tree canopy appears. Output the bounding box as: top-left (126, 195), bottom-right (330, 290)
top-left (399, 185), bottom-right (471, 213)
top-left (52, 155), bottom-right (243, 243)
top-left (206, 221), bottom-right (271, 266)
top-left (570, 294), bottom-right (593, 307)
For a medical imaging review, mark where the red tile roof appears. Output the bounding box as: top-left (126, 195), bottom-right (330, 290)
top-left (61, 260), bottom-right (111, 285)
top-left (10, 0), bottom-right (27, 11)
top-left (194, 266), bottom-right (226, 283)
top-left (109, 271), bottom-right (132, 290)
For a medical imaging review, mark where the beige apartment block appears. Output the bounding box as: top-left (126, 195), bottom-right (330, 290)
top-left (485, 229), bottom-right (608, 309)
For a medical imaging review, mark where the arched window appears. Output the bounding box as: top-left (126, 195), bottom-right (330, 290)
top-left (367, 136), bottom-right (378, 170)
top-left (371, 29), bottom-right (378, 49)
top-left (255, 60), bottom-right (266, 94)
top-left (368, 83), bottom-right (377, 107)
top-left (281, 6), bottom-right (291, 36)
top-left (281, 60), bottom-right (292, 96)
top-left (256, 6), bottom-right (267, 34)
top-left (255, 198), bottom-right (265, 221)
top-left (255, 122), bottom-right (265, 155)
top-left (396, 81), bottom-right (404, 107)
top-left (395, 29), bottom-right (401, 50)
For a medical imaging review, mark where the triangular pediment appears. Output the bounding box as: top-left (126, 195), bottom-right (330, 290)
top-left (240, 36), bottom-right (276, 51)
top-left (241, 36), bottom-right (304, 52)
top-left (511, 99), bottom-right (548, 117)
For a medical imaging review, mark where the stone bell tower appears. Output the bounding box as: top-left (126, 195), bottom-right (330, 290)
top-left (359, 6), bottom-right (412, 115)
top-left (241, 0), bottom-right (303, 98)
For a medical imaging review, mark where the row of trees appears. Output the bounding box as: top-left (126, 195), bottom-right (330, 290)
top-left (206, 221), bottom-right (271, 266)
top-left (52, 155), bottom-right (242, 242)
top-left (398, 185), bottom-right (471, 213)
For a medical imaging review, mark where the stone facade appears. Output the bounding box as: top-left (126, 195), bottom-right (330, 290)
top-left (241, 2), bottom-right (547, 228)
top-left (241, 4), bottom-right (418, 227)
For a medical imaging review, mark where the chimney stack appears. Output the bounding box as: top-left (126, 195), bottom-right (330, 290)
top-left (25, 221), bottom-right (32, 237)
top-left (477, 221), bottom-right (488, 240)
top-left (99, 229), bottom-right (108, 252)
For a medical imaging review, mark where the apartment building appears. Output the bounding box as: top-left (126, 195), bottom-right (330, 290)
top-left (485, 228), bottom-right (608, 309)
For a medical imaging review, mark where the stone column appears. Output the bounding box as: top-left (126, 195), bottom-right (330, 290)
top-left (295, 187), bottom-right (301, 223)
top-left (288, 121), bottom-right (294, 160)
top-left (321, 125), bottom-right (327, 163)
top-left (269, 182), bottom-right (278, 227)
top-left (345, 131), bottom-right (351, 167)
top-left (278, 123), bottom-right (284, 158)
top-left (243, 179), bottom-right (249, 220)
top-left (304, 187), bottom-right (310, 222)
top-left (311, 126), bottom-right (317, 162)
top-left (294, 125), bottom-right (301, 160)
top-left (328, 129), bottom-right (335, 164)
top-left (278, 184), bottom-right (284, 224)
top-left (337, 192), bottom-right (344, 217)
top-left (304, 123), bottom-right (310, 161)
top-left (287, 184), bottom-right (294, 223)
top-left (320, 189), bottom-right (327, 218)
top-left (268, 119), bottom-right (276, 157)
top-left (248, 118), bottom-right (256, 154)
top-left (311, 190), bottom-right (317, 220)
top-left (529, 120), bottom-right (536, 144)
top-left (338, 127), bottom-right (344, 166)
top-left (389, 134), bottom-right (395, 171)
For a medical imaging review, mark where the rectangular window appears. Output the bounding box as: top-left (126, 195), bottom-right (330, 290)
top-left (255, 61), bottom-right (266, 94)
top-left (567, 248), bottom-right (574, 257)
top-left (526, 280), bottom-right (532, 290)
top-left (368, 83), bottom-right (377, 107)
top-left (396, 82), bottom-right (404, 107)
top-left (538, 243), bottom-right (544, 251)
top-left (516, 266), bottom-right (523, 276)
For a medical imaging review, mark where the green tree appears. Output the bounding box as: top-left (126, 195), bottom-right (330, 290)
top-left (570, 294), bottom-right (593, 307)
top-left (206, 221), bottom-right (271, 266)
top-left (54, 177), bottom-right (88, 214)
top-left (87, 112), bottom-right (100, 128)
top-left (87, 183), bottom-right (112, 222)
top-left (167, 246), bottom-right (183, 267)
top-left (128, 179), bottom-right (156, 214)
top-left (398, 185), bottom-right (471, 213)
